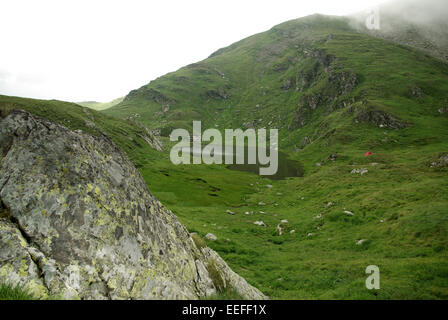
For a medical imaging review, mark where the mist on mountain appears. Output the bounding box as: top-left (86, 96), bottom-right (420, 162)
top-left (349, 0), bottom-right (448, 61)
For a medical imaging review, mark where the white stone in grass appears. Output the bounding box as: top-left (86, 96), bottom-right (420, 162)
top-left (351, 168), bottom-right (368, 175)
top-left (205, 233), bottom-right (217, 241)
top-left (276, 224), bottom-right (283, 236)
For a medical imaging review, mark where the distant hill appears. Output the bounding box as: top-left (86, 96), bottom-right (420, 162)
top-left (78, 96), bottom-right (124, 111)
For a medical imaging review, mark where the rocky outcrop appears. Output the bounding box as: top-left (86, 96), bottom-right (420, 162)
top-left (0, 110), bottom-right (265, 300)
top-left (289, 51), bottom-right (358, 130)
top-left (354, 105), bottom-right (408, 129)
top-left (430, 154), bottom-right (448, 168)
top-left (128, 119), bottom-right (163, 152)
top-left (206, 89), bottom-right (229, 100)
top-left (124, 87), bottom-right (176, 106)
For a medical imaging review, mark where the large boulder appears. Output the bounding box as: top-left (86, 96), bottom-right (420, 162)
top-left (0, 110), bottom-right (265, 300)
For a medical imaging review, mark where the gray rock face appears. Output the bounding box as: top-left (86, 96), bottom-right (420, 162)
top-left (430, 154), bottom-right (448, 168)
top-left (354, 105), bottom-right (408, 129)
top-left (0, 110), bottom-right (265, 300)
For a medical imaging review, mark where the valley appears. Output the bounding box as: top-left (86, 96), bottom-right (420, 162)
top-left (1, 6), bottom-right (447, 300)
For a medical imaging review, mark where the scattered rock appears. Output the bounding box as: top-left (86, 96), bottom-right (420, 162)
top-left (351, 168), bottom-right (368, 175)
top-left (276, 224), bottom-right (283, 236)
top-left (344, 210), bottom-right (355, 216)
top-left (314, 214), bottom-right (323, 220)
top-left (356, 239), bottom-right (368, 245)
top-left (206, 89), bottom-right (228, 100)
top-left (266, 185), bottom-right (273, 189)
top-left (84, 119), bottom-right (97, 129)
top-left (410, 86), bottom-right (423, 98)
top-left (430, 154), bottom-right (448, 168)
top-left (258, 201), bottom-right (266, 206)
top-left (205, 233), bottom-right (218, 241)
top-left (307, 233), bottom-right (314, 237)
top-left (226, 210), bottom-right (235, 215)
top-left (290, 230), bottom-right (296, 234)
top-left (253, 221), bottom-right (266, 227)
top-left (280, 220), bottom-right (289, 224)
top-left (282, 79), bottom-right (292, 90)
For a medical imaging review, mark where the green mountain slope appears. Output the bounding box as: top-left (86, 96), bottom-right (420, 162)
top-left (0, 95), bottom-right (161, 168)
top-left (78, 97), bottom-right (124, 111)
top-left (102, 14), bottom-right (448, 299)
top-left (2, 12), bottom-right (447, 300)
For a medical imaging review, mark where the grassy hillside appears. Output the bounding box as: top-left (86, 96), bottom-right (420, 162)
top-left (0, 95), bottom-right (161, 168)
top-left (78, 97), bottom-right (124, 111)
top-left (103, 14), bottom-right (448, 299)
top-left (1, 14), bottom-right (447, 300)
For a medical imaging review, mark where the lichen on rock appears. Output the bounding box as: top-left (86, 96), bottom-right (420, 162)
top-left (0, 110), bottom-right (266, 300)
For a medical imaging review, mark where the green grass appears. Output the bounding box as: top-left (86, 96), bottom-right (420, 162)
top-left (77, 97), bottom-right (124, 111)
top-left (191, 233), bottom-right (208, 250)
top-left (1, 14), bottom-right (447, 300)
top-left (0, 282), bottom-right (35, 300)
top-left (103, 14), bottom-right (448, 299)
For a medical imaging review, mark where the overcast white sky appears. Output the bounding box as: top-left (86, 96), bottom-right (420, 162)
top-left (0, 0), bottom-right (386, 102)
